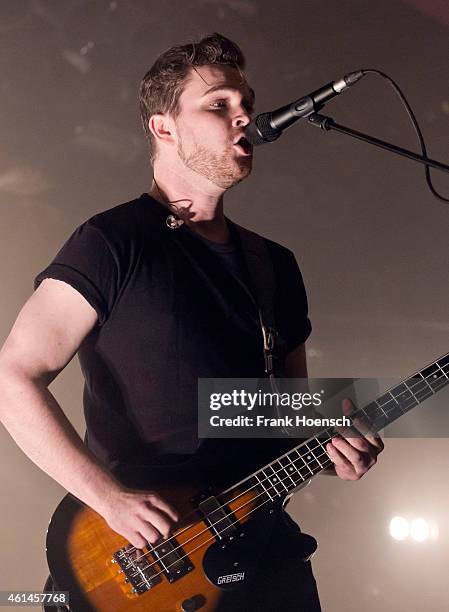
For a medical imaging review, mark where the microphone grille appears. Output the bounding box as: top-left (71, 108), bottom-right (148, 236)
top-left (245, 113), bottom-right (281, 145)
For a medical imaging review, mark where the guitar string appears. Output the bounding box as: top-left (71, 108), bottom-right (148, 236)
top-left (129, 372), bottom-right (447, 588)
top-left (130, 438), bottom-right (334, 565)
top-left (128, 386), bottom-right (413, 579)
top-left (126, 369), bottom-right (448, 572)
top-left (124, 433), bottom-right (333, 561)
top-left (124, 367), bottom-right (449, 573)
top-left (139, 366), bottom-right (449, 551)
top-left (130, 366), bottom-right (447, 588)
top-left (131, 452), bottom-right (335, 589)
top-left (132, 395), bottom-right (409, 577)
top-left (127, 369), bottom-right (445, 562)
top-left (130, 376), bottom-right (440, 569)
top-left (128, 358), bottom-right (449, 552)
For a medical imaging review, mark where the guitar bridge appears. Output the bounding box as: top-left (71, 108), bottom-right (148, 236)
top-left (113, 546), bottom-right (162, 595)
top-left (112, 536), bottom-right (194, 595)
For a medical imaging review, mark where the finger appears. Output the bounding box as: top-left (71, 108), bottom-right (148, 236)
top-left (341, 398), bottom-right (381, 435)
top-left (331, 437), bottom-right (374, 473)
top-left (339, 422), bottom-right (384, 453)
top-left (147, 494), bottom-right (179, 523)
top-left (140, 507), bottom-right (173, 538)
top-left (138, 521), bottom-right (162, 545)
top-left (363, 431), bottom-right (384, 452)
top-left (337, 434), bottom-right (379, 456)
top-left (326, 443), bottom-right (357, 480)
top-left (341, 398), bottom-right (355, 416)
top-left (128, 532), bottom-right (148, 550)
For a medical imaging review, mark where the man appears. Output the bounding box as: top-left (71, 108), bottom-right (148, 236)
top-left (0, 33), bottom-right (382, 610)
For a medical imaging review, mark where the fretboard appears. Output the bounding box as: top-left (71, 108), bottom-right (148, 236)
top-left (224, 351), bottom-right (449, 505)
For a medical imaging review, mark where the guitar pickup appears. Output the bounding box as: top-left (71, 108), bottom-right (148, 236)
top-left (199, 495), bottom-right (238, 541)
top-left (148, 537), bottom-right (194, 583)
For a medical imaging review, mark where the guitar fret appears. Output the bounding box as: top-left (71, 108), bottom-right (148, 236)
top-left (420, 363), bottom-right (448, 394)
top-left (364, 401), bottom-right (385, 424)
top-left (422, 363), bottom-right (439, 378)
top-left (408, 377), bottom-right (433, 401)
top-left (305, 442), bottom-right (323, 470)
top-left (402, 381), bottom-right (419, 405)
top-left (418, 372), bottom-right (435, 395)
top-left (437, 355), bottom-right (449, 369)
top-left (286, 454), bottom-right (305, 485)
top-left (392, 394), bottom-right (413, 417)
top-left (272, 461), bottom-right (291, 493)
top-left (261, 466), bottom-right (285, 497)
top-left (374, 399), bottom-right (389, 422)
top-left (383, 388), bottom-right (410, 415)
top-left (429, 374), bottom-right (448, 391)
top-left (436, 362), bottom-right (449, 380)
top-left (297, 447), bottom-right (320, 475)
top-left (435, 377), bottom-right (449, 391)
top-left (358, 406), bottom-right (376, 430)
top-left (316, 438), bottom-right (332, 465)
top-left (312, 442), bottom-right (328, 465)
top-left (255, 472), bottom-right (273, 502)
top-left (305, 438), bottom-right (321, 451)
top-left (278, 456), bottom-right (300, 487)
top-left (293, 449), bottom-right (313, 478)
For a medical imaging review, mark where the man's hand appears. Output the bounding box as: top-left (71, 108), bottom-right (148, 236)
top-left (326, 399), bottom-right (384, 481)
top-left (101, 486), bottom-right (179, 549)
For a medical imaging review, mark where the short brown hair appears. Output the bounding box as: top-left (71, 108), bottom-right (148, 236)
top-left (139, 32), bottom-right (248, 164)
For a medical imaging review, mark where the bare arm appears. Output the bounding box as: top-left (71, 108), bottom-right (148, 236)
top-left (0, 279), bottom-right (177, 547)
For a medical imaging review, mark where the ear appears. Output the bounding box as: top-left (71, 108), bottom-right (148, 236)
top-left (148, 114), bottom-right (176, 148)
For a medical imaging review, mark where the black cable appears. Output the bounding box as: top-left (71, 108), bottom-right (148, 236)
top-left (360, 68), bottom-right (448, 203)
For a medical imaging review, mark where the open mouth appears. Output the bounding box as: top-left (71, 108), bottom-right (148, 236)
top-left (233, 135), bottom-right (253, 157)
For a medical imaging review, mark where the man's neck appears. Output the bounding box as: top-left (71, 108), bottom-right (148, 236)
top-left (148, 163), bottom-right (231, 244)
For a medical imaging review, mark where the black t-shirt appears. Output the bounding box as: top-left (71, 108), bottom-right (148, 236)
top-left (34, 193), bottom-right (311, 485)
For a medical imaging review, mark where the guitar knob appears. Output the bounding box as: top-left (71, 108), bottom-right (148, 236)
top-left (180, 598), bottom-right (196, 612)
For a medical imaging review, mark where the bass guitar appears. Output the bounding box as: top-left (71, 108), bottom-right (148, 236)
top-left (46, 352), bottom-right (449, 611)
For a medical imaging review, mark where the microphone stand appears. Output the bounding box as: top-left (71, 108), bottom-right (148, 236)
top-left (308, 113), bottom-right (449, 175)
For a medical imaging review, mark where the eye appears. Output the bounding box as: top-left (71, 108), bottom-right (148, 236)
top-left (209, 99), bottom-right (228, 109)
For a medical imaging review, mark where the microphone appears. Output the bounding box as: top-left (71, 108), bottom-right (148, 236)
top-left (244, 70), bottom-right (366, 145)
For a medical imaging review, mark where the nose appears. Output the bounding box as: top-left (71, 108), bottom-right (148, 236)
top-left (232, 108), bottom-right (251, 129)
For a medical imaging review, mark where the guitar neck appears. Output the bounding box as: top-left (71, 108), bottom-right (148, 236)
top-left (221, 351), bottom-right (449, 505)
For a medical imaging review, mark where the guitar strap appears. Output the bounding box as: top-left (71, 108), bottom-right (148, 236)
top-left (232, 222), bottom-right (286, 380)
top-left (232, 223), bottom-right (300, 438)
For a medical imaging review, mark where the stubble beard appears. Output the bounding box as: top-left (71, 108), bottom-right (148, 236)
top-left (177, 133), bottom-right (252, 190)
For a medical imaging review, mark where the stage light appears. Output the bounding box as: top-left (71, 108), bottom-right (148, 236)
top-left (389, 516), bottom-right (409, 540)
top-left (410, 518), bottom-right (430, 542)
top-left (389, 516), bottom-right (438, 542)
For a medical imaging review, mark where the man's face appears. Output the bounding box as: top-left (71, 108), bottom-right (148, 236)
top-left (173, 64), bottom-right (255, 189)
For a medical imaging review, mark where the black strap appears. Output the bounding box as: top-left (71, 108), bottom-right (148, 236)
top-left (232, 222), bottom-right (296, 437)
top-left (232, 223), bottom-right (276, 327)
top-left (232, 222), bottom-right (285, 377)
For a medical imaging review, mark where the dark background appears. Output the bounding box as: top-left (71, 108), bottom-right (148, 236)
top-left (0, 1), bottom-right (448, 610)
